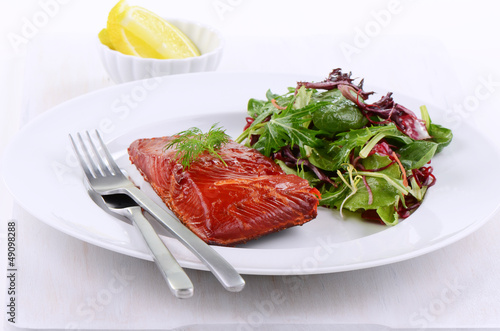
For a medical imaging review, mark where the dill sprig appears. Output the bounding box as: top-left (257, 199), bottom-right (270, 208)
top-left (164, 124), bottom-right (230, 168)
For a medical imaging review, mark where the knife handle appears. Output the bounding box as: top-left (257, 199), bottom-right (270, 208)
top-left (127, 207), bottom-right (194, 298)
top-left (125, 186), bottom-right (245, 292)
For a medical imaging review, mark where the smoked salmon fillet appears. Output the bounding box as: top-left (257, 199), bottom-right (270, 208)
top-left (128, 137), bottom-right (320, 246)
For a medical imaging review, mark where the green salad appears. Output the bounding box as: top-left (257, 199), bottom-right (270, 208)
top-left (235, 69), bottom-right (452, 225)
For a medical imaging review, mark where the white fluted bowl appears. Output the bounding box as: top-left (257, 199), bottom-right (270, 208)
top-left (97, 18), bottom-right (224, 84)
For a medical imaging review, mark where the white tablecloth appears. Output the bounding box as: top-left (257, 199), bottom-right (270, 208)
top-left (2, 1), bottom-right (500, 330)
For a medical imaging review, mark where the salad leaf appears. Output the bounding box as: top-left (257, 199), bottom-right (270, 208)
top-left (375, 204), bottom-right (400, 225)
top-left (311, 89), bottom-right (368, 134)
top-left (248, 98), bottom-right (267, 116)
top-left (429, 123), bottom-right (453, 153)
top-left (312, 103), bottom-right (368, 135)
top-left (341, 177), bottom-right (400, 215)
top-left (237, 68), bottom-right (453, 225)
top-left (420, 104), bottom-right (453, 153)
top-left (397, 141), bottom-right (438, 170)
top-left (251, 102), bottom-right (329, 156)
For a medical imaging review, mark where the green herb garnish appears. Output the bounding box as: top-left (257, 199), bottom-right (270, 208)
top-left (165, 124), bottom-right (230, 169)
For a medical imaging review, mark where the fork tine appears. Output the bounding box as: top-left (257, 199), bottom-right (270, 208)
top-left (77, 132), bottom-right (102, 178)
top-left (94, 130), bottom-right (123, 176)
top-left (69, 134), bottom-right (95, 180)
top-left (86, 131), bottom-right (113, 176)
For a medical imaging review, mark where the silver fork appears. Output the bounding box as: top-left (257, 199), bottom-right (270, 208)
top-left (69, 130), bottom-right (245, 292)
top-left (85, 180), bottom-right (194, 298)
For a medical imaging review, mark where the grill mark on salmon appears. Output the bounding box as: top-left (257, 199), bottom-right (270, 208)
top-left (128, 136), bottom-right (320, 246)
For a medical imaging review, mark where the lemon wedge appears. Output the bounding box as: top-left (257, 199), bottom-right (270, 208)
top-left (103, 0), bottom-right (200, 59)
top-left (98, 28), bottom-right (114, 50)
top-left (106, 0), bottom-right (139, 56)
top-left (120, 6), bottom-right (201, 59)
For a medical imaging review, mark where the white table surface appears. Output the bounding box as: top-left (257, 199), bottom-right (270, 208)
top-left (1, 1), bottom-right (500, 330)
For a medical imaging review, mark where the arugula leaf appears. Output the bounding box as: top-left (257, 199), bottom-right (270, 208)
top-left (324, 125), bottom-right (397, 167)
top-left (307, 145), bottom-right (345, 171)
top-left (266, 89), bottom-right (284, 101)
top-left (274, 159), bottom-right (321, 185)
top-left (319, 183), bottom-right (350, 208)
top-left (247, 98), bottom-right (267, 117)
top-left (252, 102), bottom-right (329, 156)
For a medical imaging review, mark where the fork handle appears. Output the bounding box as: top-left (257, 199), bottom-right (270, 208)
top-left (126, 207), bottom-right (194, 299)
top-left (125, 186), bottom-right (245, 292)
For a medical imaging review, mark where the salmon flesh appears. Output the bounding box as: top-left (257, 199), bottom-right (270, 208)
top-left (128, 137), bottom-right (320, 246)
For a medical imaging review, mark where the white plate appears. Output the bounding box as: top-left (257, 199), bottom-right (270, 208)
top-left (3, 72), bottom-right (500, 275)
